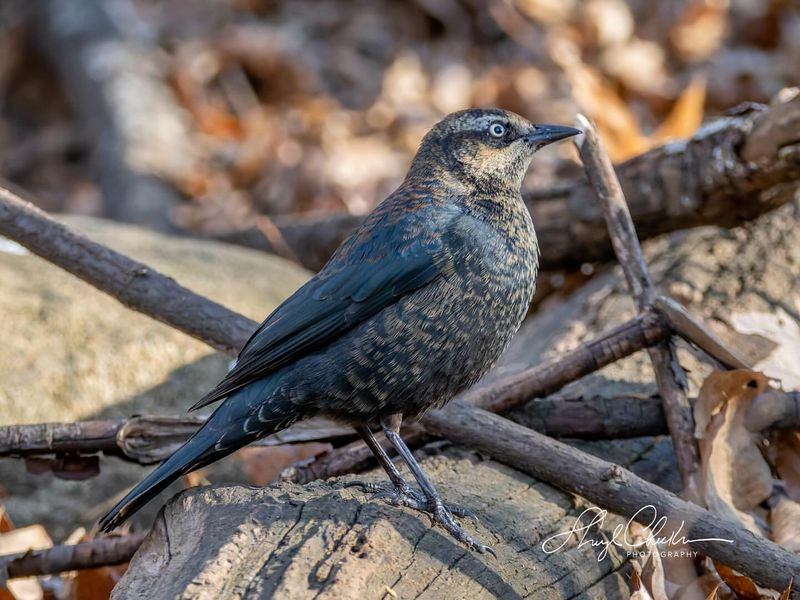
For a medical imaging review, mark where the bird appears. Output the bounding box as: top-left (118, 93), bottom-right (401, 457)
top-left (99, 108), bottom-right (580, 554)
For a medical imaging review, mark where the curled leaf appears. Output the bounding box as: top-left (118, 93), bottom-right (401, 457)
top-left (697, 370), bottom-right (772, 533)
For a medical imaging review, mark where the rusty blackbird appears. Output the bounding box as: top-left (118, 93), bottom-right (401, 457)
top-left (99, 108), bottom-right (580, 554)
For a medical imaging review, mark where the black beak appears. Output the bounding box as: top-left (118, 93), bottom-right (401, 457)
top-left (525, 124), bottom-right (582, 150)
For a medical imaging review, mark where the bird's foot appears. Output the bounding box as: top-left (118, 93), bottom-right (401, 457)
top-left (346, 479), bottom-right (427, 511)
top-left (427, 497), bottom-right (496, 557)
top-left (346, 480), bottom-right (477, 520)
top-left (346, 480), bottom-right (492, 555)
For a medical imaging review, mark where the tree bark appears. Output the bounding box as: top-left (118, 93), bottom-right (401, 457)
top-left (1, 534), bottom-right (147, 581)
top-left (108, 447), bottom-right (649, 599)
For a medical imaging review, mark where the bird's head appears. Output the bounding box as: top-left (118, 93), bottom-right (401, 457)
top-left (409, 108), bottom-right (580, 192)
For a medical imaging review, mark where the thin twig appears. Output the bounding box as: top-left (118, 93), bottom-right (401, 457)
top-left (0, 181), bottom-right (257, 356)
top-left (575, 115), bottom-right (701, 498)
top-left (463, 309), bottom-right (668, 412)
top-left (654, 295), bottom-right (751, 369)
top-left (1, 533), bottom-right (147, 580)
top-left (0, 416), bottom-right (353, 465)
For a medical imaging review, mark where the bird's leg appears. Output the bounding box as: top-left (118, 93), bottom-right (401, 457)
top-left (381, 415), bottom-right (494, 556)
top-left (347, 423), bottom-right (476, 519)
top-left (346, 425), bottom-right (426, 508)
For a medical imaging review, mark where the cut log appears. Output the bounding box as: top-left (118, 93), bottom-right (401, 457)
top-left (113, 448), bottom-right (641, 599)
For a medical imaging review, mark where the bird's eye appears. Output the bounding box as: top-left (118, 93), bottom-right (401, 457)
top-left (489, 123), bottom-right (506, 138)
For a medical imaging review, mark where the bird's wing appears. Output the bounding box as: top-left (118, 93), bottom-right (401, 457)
top-left (189, 212), bottom-right (449, 411)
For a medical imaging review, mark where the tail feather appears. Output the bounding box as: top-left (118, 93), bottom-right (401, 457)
top-left (99, 376), bottom-right (300, 532)
top-left (98, 433), bottom-right (225, 532)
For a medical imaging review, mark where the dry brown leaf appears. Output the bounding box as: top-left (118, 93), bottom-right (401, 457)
top-left (670, 0), bottom-right (729, 62)
top-left (0, 505), bottom-right (13, 534)
top-left (694, 370), bottom-right (767, 436)
top-left (671, 570), bottom-right (734, 600)
top-left (0, 525), bottom-right (52, 554)
top-left (580, 0), bottom-right (633, 47)
top-left (696, 370), bottom-right (772, 533)
top-left (631, 565), bottom-right (655, 600)
top-left (515, 0), bottom-right (575, 25)
top-left (714, 562), bottom-right (777, 600)
top-left (627, 523), bottom-right (669, 600)
top-left (235, 443), bottom-right (331, 487)
top-left (769, 431), bottom-right (800, 501)
top-left (770, 496), bottom-right (800, 553)
top-left (653, 76), bottom-right (707, 144)
top-left (636, 555), bottom-right (669, 600)
top-left (549, 32), bottom-right (649, 161)
top-left (72, 566), bottom-right (125, 600)
top-left (551, 33), bottom-right (708, 160)
top-left (779, 578), bottom-right (794, 600)
top-left (704, 583), bottom-right (721, 600)
top-left (183, 470), bottom-right (210, 488)
top-left (600, 38), bottom-right (669, 96)
top-left (631, 587), bottom-right (655, 600)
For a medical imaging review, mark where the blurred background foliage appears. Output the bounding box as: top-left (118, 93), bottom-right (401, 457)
top-left (0, 0), bottom-right (798, 243)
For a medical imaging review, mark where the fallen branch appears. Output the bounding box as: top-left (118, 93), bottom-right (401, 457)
top-left (463, 309), bottom-right (668, 412)
top-left (746, 389), bottom-right (800, 432)
top-left (654, 295), bottom-right (750, 370)
top-left (520, 394), bottom-right (667, 439)
top-left (424, 404), bottom-right (799, 592)
top-left (0, 533), bottom-right (147, 580)
top-left (0, 416), bottom-right (353, 465)
top-left (519, 390), bottom-right (800, 438)
top-left (575, 115), bottom-right (701, 497)
top-left (222, 91), bottom-right (800, 270)
top-left (0, 182), bottom-right (257, 355)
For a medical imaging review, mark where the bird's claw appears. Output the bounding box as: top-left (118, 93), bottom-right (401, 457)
top-left (346, 479), bottom-right (426, 509)
top-left (347, 480), bottom-right (491, 555)
top-left (348, 480), bottom-right (476, 520)
top-left (428, 498), bottom-right (496, 557)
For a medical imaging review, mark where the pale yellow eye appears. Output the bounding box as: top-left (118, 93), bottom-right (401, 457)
top-left (489, 123), bottom-right (506, 138)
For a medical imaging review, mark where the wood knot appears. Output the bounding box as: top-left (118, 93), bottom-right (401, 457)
top-left (600, 464), bottom-right (624, 483)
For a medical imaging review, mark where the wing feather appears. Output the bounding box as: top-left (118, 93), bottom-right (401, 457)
top-left (189, 217), bottom-right (447, 411)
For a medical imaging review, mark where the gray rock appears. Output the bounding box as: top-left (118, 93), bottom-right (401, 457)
top-left (0, 216), bottom-right (310, 538)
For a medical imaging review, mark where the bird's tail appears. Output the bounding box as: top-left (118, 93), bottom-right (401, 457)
top-left (98, 428), bottom-right (228, 532)
top-left (99, 379), bottom-right (296, 532)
